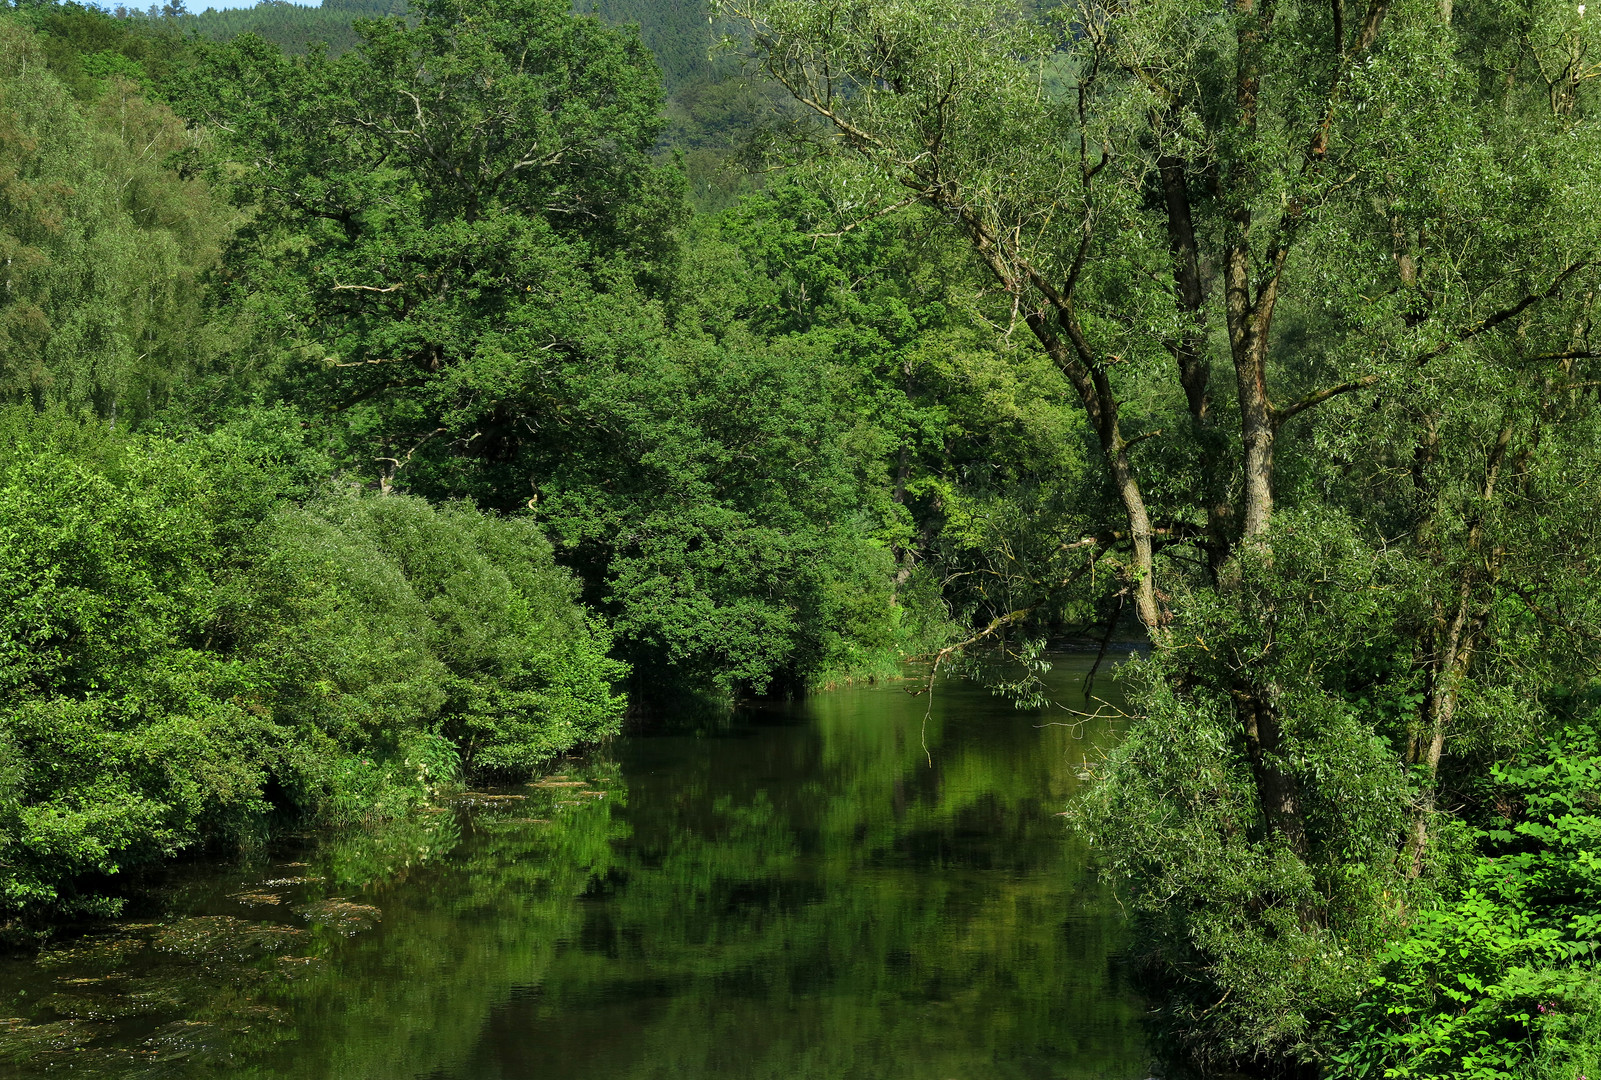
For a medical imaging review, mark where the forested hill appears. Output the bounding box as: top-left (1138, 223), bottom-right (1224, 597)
top-left (186, 0), bottom-right (406, 56)
top-left (3, 2), bottom-right (1601, 1078)
top-left (581, 0), bottom-right (718, 90)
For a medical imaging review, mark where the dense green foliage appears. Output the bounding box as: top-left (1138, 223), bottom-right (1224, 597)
top-left (0, 408), bottom-right (621, 920)
top-left (0, 16), bottom-right (222, 421)
top-left (0, 3), bottom-right (642, 915)
top-left (195, 0), bottom-right (787, 209)
top-left (159, 0), bottom-right (968, 695)
top-left (727, 0), bottom-right (1601, 1072)
top-left (2, 0), bottom-right (1600, 1075)
top-left (0, 0), bottom-right (959, 919)
top-left (1331, 729), bottom-right (1601, 1078)
top-left (1, 2), bottom-right (189, 98)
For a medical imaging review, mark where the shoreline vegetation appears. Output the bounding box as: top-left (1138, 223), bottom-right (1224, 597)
top-left (0, 407), bottom-right (627, 926)
top-left (1, 0), bottom-right (1599, 1076)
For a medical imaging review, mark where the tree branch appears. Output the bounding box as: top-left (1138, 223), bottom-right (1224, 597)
top-left (333, 378), bottom-right (427, 411)
top-left (808, 190), bottom-right (928, 239)
top-left (1420, 261), bottom-right (1592, 362)
top-left (1275, 372), bottom-right (1381, 426)
top-left (331, 282), bottom-right (404, 293)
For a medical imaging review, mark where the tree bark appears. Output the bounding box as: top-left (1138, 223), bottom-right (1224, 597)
top-left (1403, 421), bottom-right (1512, 876)
top-left (1224, 0), bottom-right (1286, 544)
top-left (1157, 153), bottom-right (1231, 576)
top-left (1240, 689), bottom-right (1310, 856)
top-left (1025, 312), bottom-right (1163, 633)
top-left (1226, 261), bottom-right (1281, 542)
top-left (1403, 583), bottom-right (1476, 875)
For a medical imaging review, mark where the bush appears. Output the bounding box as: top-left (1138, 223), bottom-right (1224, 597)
top-left (1331, 727), bottom-right (1601, 1079)
top-left (1071, 510), bottom-right (1421, 1067)
top-left (249, 494), bottom-right (627, 775)
top-left (0, 409), bottom-right (624, 921)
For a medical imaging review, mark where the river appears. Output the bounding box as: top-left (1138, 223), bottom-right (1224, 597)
top-left (0, 654), bottom-right (1147, 1078)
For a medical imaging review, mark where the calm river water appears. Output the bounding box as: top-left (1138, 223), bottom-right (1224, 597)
top-left (0, 655), bottom-right (1147, 1078)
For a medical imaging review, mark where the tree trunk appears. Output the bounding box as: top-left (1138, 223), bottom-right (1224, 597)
top-left (1224, 0), bottom-right (1287, 544)
top-left (1224, 242), bottom-right (1284, 543)
top-left (1402, 586), bottom-right (1474, 876)
top-left (1157, 153), bottom-right (1231, 576)
top-left (929, 173), bottom-right (1168, 638)
top-left (1237, 353), bottom-right (1277, 540)
top-left (1403, 421), bottom-right (1512, 875)
top-left (1240, 689), bottom-right (1310, 856)
top-left (1026, 312), bottom-right (1163, 634)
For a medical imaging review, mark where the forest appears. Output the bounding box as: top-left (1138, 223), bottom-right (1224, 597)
top-left (0, 0), bottom-right (1599, 1076)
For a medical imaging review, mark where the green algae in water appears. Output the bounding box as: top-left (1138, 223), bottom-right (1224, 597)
top-left (0, 658), bottom-right (1147, 1079)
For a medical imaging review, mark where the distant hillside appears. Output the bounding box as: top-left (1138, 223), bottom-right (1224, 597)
top-left (186, 0), bottom-right (715, 85)
top-left (582, 0), bottom-right (719, 92)
top-left (189, 0), bottom-right (406, 56)
top-left (587, 0), bottom-right (789, 209)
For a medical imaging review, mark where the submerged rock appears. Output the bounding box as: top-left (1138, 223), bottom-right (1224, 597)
top-left (0, 1017), bottom-right (112, 1065)
top-left (231, 890), bottom-right (288, 906)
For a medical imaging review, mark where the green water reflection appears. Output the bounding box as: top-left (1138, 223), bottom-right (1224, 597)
top-left (0, 657), bottom-right (1147, 1079)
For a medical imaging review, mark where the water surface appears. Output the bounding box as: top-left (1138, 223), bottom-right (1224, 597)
top-left (0, 656), bottom-right (1147, 1078)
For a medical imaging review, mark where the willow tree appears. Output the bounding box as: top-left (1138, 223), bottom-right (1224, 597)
top-left (0, 19), bottom-right (224, 425)
top-left (725, 0), bottom-right (1601, 1065)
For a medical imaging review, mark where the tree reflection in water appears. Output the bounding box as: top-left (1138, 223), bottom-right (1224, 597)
top-left (0, 656), bottom-right (1145, 1080)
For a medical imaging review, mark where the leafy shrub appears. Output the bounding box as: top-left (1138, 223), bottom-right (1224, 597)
top-left (1072, 510), bottom-right (1422, 1066)
top-left (250, 494), bottom-right (627, 774)
top-left (1331, 728), bottom-right (1601, 1079)
top-left (0, 409), bottom-right (624, 921)
top-left (535, 336), bottom-right (929, 696)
